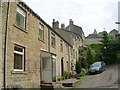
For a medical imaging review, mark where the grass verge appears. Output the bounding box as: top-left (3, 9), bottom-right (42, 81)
top-left (70, 76), bottom-right (86, 90)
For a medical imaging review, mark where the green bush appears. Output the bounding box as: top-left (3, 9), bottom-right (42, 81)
top-left (63, 71), bottom-right (71, 79)
top-left (57, 75), bottom-right (61, 81)
top-left (80, 68), bottom-right (87, 76)
top-left (75, 59), bottom-right (82, 74)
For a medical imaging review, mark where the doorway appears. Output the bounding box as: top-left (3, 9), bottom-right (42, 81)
top-left (61, 58), bottom-right (64, 76)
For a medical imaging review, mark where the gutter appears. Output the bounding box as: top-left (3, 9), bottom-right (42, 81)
top-left (3, 0), bottom-right (10, 89)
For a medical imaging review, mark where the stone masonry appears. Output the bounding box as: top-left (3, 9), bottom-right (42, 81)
top-left (1, 1), bottom-right (84, 88)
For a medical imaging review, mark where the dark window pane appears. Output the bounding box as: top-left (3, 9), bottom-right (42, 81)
top-left (16, 9), bottom-right (25, 29)
top-left (39, 29), bottom-right (43, 40)
top-left (20, 14), bottom-right (24, 29)
top-left (16, 12), bottom-right (20, 26)
top-left (14, 46), bottom-right (23, 52)
top-left (14, 53), bottom-right (22, 69)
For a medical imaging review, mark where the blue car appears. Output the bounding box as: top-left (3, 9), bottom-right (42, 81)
top-left (89, 61), bottom-right (106, 75)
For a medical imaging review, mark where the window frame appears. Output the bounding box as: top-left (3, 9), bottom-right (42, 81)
top-left (39, 23), bottom-right (44, 40)
top-left (66, 44), bottom-right (69, 55)
top-left (73, 49), bottom-right (75, 58)
top-left (16, 6), bottom-right (26, 30)
top-left (60, 40), bottom-right (63, 52)
top-left (14, 45), bottom-right (25, 71)
top-left (51, 33), bottom-right (56, 48)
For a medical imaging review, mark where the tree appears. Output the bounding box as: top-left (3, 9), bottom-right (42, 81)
top-left (100, 31), bottom-right (110, 64)
top-left (100, 31), bottom-right (120, 64)
top-left (107, 39), bottom-right (120, 63)
top-left (75, 58), bottom-right (82, 74)
top-left (86, 46), bottom-right (96, 67)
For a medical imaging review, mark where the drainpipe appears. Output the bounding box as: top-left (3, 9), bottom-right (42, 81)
top-left (4, 0), bottom-right (10, 89)
top-left (68, 47), bottom-right (71, 72)
top-left (0, 0), bottom-right (2, 89)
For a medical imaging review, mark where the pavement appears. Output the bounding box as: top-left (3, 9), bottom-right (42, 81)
top-left (52, 78), bottom-right (79, 88)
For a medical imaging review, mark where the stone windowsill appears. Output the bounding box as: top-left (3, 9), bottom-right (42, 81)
top-left (13, 24), bottom-right (28, 34)
top-left (11, 70), bottom-right (27, 74)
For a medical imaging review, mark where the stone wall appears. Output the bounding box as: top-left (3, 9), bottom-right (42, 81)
top-left (2, 2), bottom-right (49, 88)
top-left (49, 30), bottom-right (71, 77)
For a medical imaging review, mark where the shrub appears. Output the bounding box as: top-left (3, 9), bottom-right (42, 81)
top-left (80, 68), bottom-right (87, 76)
top-left (57, 75), bottom-right (61, 81)
top-left (75, 59), bottom-right (82, 74)
top-left (63, 71), bottom-right (71, 79)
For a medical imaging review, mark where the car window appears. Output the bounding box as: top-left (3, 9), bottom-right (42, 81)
top-left (102, 62), bottom-right (106, 66)
top-left (91, 62), bottom-right (101, 67)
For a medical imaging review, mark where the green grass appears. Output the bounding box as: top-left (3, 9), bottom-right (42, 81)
top-left (70, 76), bottom-right (86, 90)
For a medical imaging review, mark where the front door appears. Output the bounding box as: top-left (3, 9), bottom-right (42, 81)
top-left (52, 55), bottom-right (56, 82)
top-left (40, 51), bottom-right (52, 83)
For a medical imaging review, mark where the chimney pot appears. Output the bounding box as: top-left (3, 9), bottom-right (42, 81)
top-left (53, 19), bottom-right (55, 22)
top-left (69, 19), bottom-right (74, 25)
top-left (52, 19), bottom-right (59, 29)
top-left (61, 23), bottom-right (65, 29)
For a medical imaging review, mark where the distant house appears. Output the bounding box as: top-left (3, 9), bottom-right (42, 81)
top-left (85, 30), bottom-right (102, 45)
top-left (109, 29), bottom-right (118, 39)
top-left (85, 29), bottom-right (119, 45)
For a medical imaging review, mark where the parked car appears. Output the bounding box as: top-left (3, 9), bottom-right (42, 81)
top-left (89, 61), bottom-right (106, 75)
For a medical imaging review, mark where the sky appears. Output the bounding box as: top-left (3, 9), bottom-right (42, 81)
top-left (23, 0), bottom-right (119, 36)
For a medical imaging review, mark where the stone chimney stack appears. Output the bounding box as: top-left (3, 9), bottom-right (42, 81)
top-left (69, 19), bottom-right (74, 25)
top-left (61, 23), bottom-right (65, 29)
top-left (52, 19), bottom-right (59, 29)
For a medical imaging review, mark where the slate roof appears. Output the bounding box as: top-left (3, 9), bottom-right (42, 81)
top-left (65, 24), bottom-right (84, 36)
top-left (54, 29), bottom-right (74, 46)
top-left (109, 29), bottom-right (118, 35)
top-left (86, 34), bottom-right (102, 38)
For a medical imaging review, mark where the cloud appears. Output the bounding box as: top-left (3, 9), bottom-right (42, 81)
top-left (24, 0), bottom-right (119, 36)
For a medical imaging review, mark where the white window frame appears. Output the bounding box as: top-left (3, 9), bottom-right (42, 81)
top-left (39, 23), bottom-right (44, 40)
top-left (14, 45), bottom-right (25, 71)
top-left (16, 6), bottom-right (26, 29)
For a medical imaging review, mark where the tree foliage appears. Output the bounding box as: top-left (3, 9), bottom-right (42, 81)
top-left (75, 58), bottom-right (82, 74)
top-left (100, 31), bottom-right (120, 64)
top-left (86, 46), bottom-right (97, 67)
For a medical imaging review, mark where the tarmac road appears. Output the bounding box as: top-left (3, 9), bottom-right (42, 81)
top-left (76, 64), bottom-right (119, 88)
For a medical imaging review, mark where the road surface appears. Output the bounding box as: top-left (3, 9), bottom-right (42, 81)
top-left (76, 64), bottom-right (119, 88)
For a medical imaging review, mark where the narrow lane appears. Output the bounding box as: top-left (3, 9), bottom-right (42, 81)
top-left (76, 64), bottom-right (119, 88)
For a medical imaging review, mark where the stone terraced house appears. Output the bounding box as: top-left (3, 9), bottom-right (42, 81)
top-left (1, 0), bottom-right (85, 89)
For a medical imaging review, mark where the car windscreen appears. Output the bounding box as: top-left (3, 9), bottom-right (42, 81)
top-left (91, 62), bottom-right (101, 67)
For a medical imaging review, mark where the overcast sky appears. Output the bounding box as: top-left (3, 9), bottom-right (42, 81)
top-left (23, 0), bottom-right (119, 36)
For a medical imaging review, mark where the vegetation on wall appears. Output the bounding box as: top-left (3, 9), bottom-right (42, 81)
top-left (76, 46), bottom-right (98, 74)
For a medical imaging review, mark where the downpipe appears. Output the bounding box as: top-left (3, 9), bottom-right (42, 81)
top-left (3, 0), bottom-right (10, 89)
